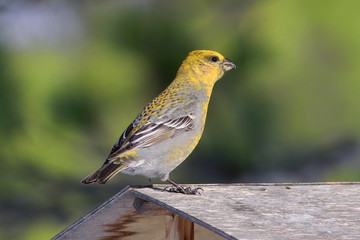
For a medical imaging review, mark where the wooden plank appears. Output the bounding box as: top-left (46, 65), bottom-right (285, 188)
top-left (132, 182), bottom-right (360, 240)
top-left (165, 214), bottom-right (194, 240)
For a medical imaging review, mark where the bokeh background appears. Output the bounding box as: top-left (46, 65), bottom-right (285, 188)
top-left (1, 0), bottom-right (360, 239)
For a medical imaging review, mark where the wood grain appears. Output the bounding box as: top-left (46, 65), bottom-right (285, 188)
top-left (133, 183), bottom-right (360, 240)
top-left (165, 214), bottom-right (194, 240)
top-left (53, 183), bottom-right (360, 240)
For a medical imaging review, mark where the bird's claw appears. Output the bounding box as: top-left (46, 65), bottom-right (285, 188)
top-left (163, 186), bottom-right (203, 195)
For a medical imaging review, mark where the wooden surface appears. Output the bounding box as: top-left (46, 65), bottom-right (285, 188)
top-left (132, 183), bottom-right (360, 240)
top-left (165, 214), bottom-right (194, 240)
top-left (53, 183), bottom-right (360, 240)
top-left (52, 186), bottom-right (222, 240)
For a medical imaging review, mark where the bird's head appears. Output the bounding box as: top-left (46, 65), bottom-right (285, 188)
top-left (182, 50), bottom-right (236, 86)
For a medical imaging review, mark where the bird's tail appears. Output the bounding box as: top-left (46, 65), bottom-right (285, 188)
top-left (81, 160), bottom-right (127, 184)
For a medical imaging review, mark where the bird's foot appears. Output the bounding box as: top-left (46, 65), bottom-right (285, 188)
top-left (163, 186), bottom-right (203, 195)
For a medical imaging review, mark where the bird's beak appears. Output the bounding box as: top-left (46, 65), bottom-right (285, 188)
top-left (222, 58), bottom-right (236, 71)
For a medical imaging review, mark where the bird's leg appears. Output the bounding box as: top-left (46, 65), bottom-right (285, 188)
top-left (164, 178), bottom-right (203, 195)
top-left (167, 178), bottom-right (187, 193)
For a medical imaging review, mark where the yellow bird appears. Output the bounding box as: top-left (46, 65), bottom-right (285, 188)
top-left (82, 50), bottom-right (236, 194)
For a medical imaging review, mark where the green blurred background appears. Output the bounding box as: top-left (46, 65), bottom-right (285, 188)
top-left (1, 0), bottom-right (360, 239)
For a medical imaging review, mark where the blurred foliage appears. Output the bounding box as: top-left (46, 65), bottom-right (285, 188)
top-left (0, 0), bottom-right (360, 239)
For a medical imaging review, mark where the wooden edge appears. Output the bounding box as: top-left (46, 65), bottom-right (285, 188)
top-left (130, 189), bottom-right (237, 240)
top-left (144, 182), bottom-right (360, 188)
top-left (52, 186), bottom-right (132, 240)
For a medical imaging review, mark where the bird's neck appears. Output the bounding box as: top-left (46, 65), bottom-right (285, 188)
top-left (173, 62), bottom-right (217, 98)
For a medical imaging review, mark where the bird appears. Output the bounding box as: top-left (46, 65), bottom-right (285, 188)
top-left (81, 50), bottom-right (236, 194)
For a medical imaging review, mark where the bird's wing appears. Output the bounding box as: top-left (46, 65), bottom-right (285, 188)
top-left (107, 121), bottom-right (134, 157)
top-left (107, 114), bottom-right (195, 160)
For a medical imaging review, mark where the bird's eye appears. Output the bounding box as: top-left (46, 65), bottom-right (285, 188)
top-left (211, 56), bottom-right (219, 62)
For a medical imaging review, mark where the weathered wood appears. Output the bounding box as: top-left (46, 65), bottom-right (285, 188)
top-left (53, 183), bottom-right (360, 240)
top-left (133, 183), bottom-right (360, 240)
top-left (165, 214), bottom-right (194, 240)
